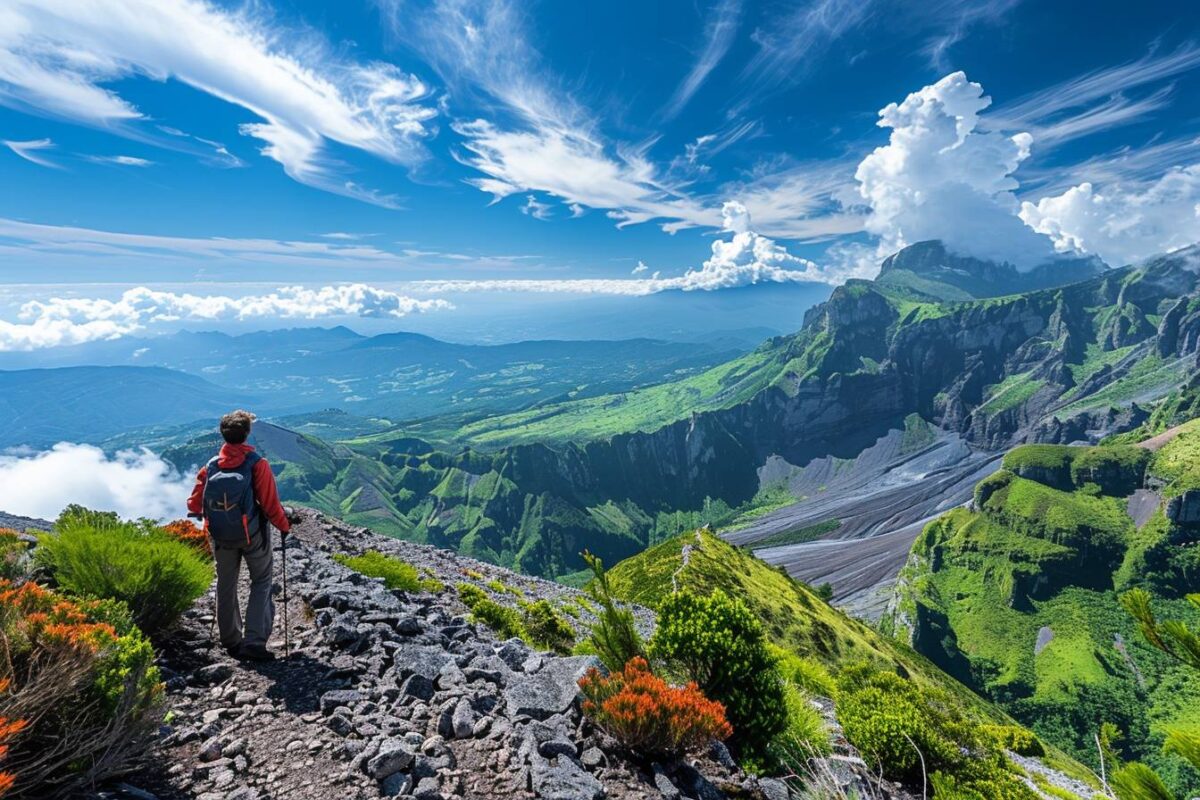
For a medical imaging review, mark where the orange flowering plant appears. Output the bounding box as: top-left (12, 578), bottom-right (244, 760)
top-left (578, 656), bottom-right (732, 759)
top-left (0, 580), bottom-right (160, 796)
top-left (162, 518), bottom-right (212, 557)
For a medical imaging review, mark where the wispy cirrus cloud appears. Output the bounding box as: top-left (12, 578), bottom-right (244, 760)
top-left (0, 0), bottom-right (437, 206)
top-left (380, 0), bottom-right (858, 240)
top-left (83, 154), bottom-right (154, 167)
top-left (661, 0), bottom-right (743, 121)
top-left (3, 137), bottom-right (61, 168)
top-left (988, 42), bottom-right (1200, 147)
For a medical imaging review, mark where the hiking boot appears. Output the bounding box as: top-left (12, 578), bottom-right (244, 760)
top-left (236, 642), bottom-right (276, 662)
top-left (222, 643), bottom-right (241, 658)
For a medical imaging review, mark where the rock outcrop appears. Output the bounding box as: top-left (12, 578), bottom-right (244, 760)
top-left (110, 510), bottom-right (797, 800)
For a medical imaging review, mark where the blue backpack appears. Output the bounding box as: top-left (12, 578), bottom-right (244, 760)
top-left (202, 451), bottom-right (263, 547)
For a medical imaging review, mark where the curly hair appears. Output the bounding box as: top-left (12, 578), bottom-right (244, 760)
top-left (219, 409), bottom-right (255, 444)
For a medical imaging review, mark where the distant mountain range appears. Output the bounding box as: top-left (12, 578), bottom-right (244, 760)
top-left (0, 330), bottom-right (746, 448)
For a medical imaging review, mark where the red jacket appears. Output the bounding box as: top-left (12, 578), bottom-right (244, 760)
top-left (187, 443), bottom-right (291, 533)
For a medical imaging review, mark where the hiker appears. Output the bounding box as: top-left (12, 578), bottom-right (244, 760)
top-left (186, 410), bottom-right (291, 661)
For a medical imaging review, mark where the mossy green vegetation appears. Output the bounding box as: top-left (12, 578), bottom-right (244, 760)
top-left (895, 439), bottom-right (1200, 797)
top-left (333, 549), bottom-right (443, 593)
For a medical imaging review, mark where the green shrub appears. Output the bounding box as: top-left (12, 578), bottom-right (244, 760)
top-left (650, 589), bottom-right (788, 760)
top-left (334, 550), bottom-right (441, 593)
top-left (457, 582), bottom-right (525, 640)
top-left (520, 599), bottom-right (575, 655)
top-left (835, 665), bottom-right (1038, 799)
top-left (772, 645), bottom-right (837, 698)
top-left (773, 682), bottom-right (830, 758)
top-left (582, 551), bottom-right (645, 672)
top-left (36, 506), bottom-right (212, 636)
top-left (457, 581), bottom-right (488, 607)
top-left (1112, 763), bottom-right (1175, 800)
top-left (983, 724), bottom-right (1045, 756)
top-left (0, 528), bottom-right (30, 581)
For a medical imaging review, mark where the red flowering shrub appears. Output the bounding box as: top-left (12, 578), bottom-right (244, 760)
top-left (0, 580), bottom-right (160, 797)
top-left (579, 657), bottom-right (732, 759)
top-left (162, 518), bottom-right (212, 557)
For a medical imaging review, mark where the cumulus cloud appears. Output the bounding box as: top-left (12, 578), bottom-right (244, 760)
top-left (854, 71), bottom-right (1056, 267)
top-left (0, 444), bottom-right (192, 521)
top-left (2, 285), bottom-right (452, 351)
top-left (0, 0), bottom-right (436, 205)
top-left (3, 137), bottom-right (60, 168)
top-left (1019, 165), bottom-right (1200, 266)
top-left (414, 202), bottom-right (841, 293)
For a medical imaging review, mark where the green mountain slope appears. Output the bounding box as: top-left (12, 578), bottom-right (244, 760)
top-left (889, 435), bottom-right (1200, 796)
top-left (604, 528), bottom-right (1099, 795)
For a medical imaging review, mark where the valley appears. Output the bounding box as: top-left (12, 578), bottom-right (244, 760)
top-left (117, 241), bottom-right (1200, 600)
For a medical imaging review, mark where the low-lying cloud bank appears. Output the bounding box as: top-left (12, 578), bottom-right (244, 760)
top-left (2, 285), bottom-right (453, 351)
top-left (0, 443), bottom-right (192, 521)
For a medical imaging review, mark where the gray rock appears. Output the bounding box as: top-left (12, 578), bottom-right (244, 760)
top-left (451, 698), bottom-right (475, 739)
top-left (529, 752), bottom-right (604, 800)
top-left (319, 689), bottom-right (364, 715)
top-left (537, 738), bottom-right (576, 759)
top-left (380, 772), bottom-right (413, 797)
top-left (505, 655), bottom-right (600, 719)
top-left (758, 777), bottom-right (791, 800)
top-left (192, 664), bottom-right (232, 686)
top-left (495, 639), bottom-right (531, 670)
top-left (393, 644), bottom-right (455, 682)
top-left (400, 674), bottom-right (436, 701)
top-left (413, 776), bottom-right (442, 800)
top-left (197, 737), bottom-right (223, 763)
top-left (396, 616), bottom-right (422, 635)
top-left (653, 764), bottom-right (681, 800)
top-left (579, 747), bottom-right (605, 769)
top-left (367, 738), bottom-right (417, 780)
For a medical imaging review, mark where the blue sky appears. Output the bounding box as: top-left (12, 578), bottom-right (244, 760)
top-left (1, 0), bottom-right (1199, 347)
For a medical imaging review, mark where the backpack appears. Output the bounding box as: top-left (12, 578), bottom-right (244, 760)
top-left (202, 451), bottom-right (263, 547)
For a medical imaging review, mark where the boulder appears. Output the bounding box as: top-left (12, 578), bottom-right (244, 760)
top-left (505, 655), bottom-right (600, 719)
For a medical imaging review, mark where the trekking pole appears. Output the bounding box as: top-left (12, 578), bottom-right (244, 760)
top-left (281, 527), bottom-right (290, 660)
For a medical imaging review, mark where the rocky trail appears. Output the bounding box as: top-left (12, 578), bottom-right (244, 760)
top-left (102, 510), bottom-right (797, 800)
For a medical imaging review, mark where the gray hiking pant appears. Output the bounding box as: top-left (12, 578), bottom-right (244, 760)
top-left (213, 526), bottom-right (274, 648)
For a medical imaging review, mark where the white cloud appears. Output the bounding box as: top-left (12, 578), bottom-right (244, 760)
top-left (989, 42), bottom-right (1200, 147)
top-left (0, 217), bottom-right (417, 268)
top-left (742, 0), bottom-right (873, 93)
top-left (520, 195), bottom-right (553, 220)
top-left (414, 201), bottom-right (844, 292)
top-left (2, 285), bottom-right (452, 351)
top-left (1018, 165), bottom-right (1200, 266)
top-left (0, 443), bottom-right (192, 521)
top-left (853, 71), bottom-right (1055, 266)
top-left (661, 0), bottom-right (742, 121)
top-left (85, 154), bottom-right (153, 167)
top-left (3, 137), bottom-right (60, 168)
top-left (0, 0), bottom-right (437, 205)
